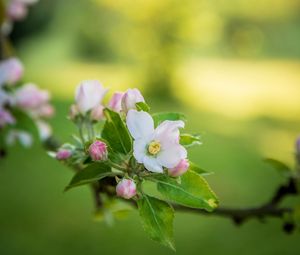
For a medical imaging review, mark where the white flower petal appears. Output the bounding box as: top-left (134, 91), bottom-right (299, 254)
top-left (157, 144), bottom-right (187, 168)
top-left (154, 120), bottom-right (184, 148)
top-left (126, 110), bottom-right (154, 140)
top-left (133, 138), bottom-right (149, 163)
top-left (143, 156), bottom-right (163, 173)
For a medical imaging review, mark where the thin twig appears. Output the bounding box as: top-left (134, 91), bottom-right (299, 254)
top-left (45, 137), bottom-right (298, 228)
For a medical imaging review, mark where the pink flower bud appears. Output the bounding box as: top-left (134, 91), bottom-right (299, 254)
top-left (88, 140), bottom-right (107, 161)
top-left (90, 105), bottom-right (104, 121)
top-left (56, 149), bottom-right (72, 160)
top-left (6, 0), bottom-right (28, 21)
top-left (121, 88), bottom-right (145, 113)
top-left (108, 92), bottom-right (124, 112)
top-left (116, 179), bottom-right (137, 199)
top-left (168, 159), bottom-right (189, 177)
top-left (0, 108), bottom-right (15, 127)
top-left (0, 58), bottom-right (24, 85)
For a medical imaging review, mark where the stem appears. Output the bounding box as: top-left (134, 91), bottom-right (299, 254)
top-left (77, 121), bottom-right (85, 144)
top-left (43, 136), bottom-right (298, 229)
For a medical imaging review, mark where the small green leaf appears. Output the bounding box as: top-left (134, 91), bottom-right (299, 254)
top-left (264, 158), bottom-right (291, 176)
top-left (189, 162), bottom-right (212, 176)
top-left (136, 102), bottom-right (150, 112)
top-left (65, 163), bottom-right (113, 191)
top-left (148, 171), bottom-right (218, 211)
top-left (102, 108), bottom-right (132, 154)
top-left (180, 134), bottom-right (202, 147)
top-left (137, 195), bottom-right (175, 251)
top-left (152, 112), bottom-right (186, 127)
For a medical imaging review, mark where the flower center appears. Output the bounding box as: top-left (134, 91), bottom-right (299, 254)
top-left (148, 141), bottom-right (161, 155)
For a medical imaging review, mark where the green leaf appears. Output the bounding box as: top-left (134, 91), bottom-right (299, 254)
top-left (152, 112), bottom-right (186, 127)
top-left (102, 108), bottom-right (132, 154)
top-left (137, 195), bottom-right (175, 251)
top-left (180, 134), bottom-right (202, 147)
top-left (136, 102), bottom-right (150, 112)
top-left (148, 171), bottom-right (218, 212)
top-left (264, 158), bottom-right (292, 176)
top-left (189, 162), bottom-right (212, 176)
top-left (65, 162), bottom-right (113, 191)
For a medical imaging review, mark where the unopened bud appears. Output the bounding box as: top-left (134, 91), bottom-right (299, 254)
top-left (116, 179), bottom-right (137, 199)
top-left (56, 149), bottom-right (72, 160)
top-left (168, 159), bottom-right (189, 177)
top-left (121, 88), bottom-right (145, 113)
top-left (108, 92), bottom-right (124, 113)
top-left (88, 140), bottom-right (107, 161)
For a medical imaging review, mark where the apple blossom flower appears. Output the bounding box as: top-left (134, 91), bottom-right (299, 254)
top-left (121, 88), bottom-right (145, 113)
top-left (126, 110), bottom-right (187, 173)
top-left (0, 57), bottom-right (23, 86)
top-left (6, 0), bottom-right (28, 21)
top-left (15, 83), bottom-right (50, 109)
top-left (6, 129), bottom-right (33, 147)
top-left (56, 148), bottom-right (72, 160)
top-left (75, 80), bottom-right (108, 114)
top-left (0, 108), bottom-right (15, 127)
top-left (88, 140), bottom-right (107, 161)
top-left (108, 92), bottom-right (124, 112)
top-left (116, 179), bottom-right (137, 199)
top-left (168, 159), bottom-right (189, 177)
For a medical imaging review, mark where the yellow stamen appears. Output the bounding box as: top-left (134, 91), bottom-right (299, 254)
top-left (148, 141), bottom-right (161, 155)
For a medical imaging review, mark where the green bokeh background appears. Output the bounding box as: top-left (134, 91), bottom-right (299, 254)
top-left (1, 0), bottom-right (300, 254)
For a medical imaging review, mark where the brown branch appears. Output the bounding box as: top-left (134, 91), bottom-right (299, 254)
top-left (46, 136), bottom-right (299, 232)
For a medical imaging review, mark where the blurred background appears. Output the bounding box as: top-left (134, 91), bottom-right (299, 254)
top-left (1, 0), bottom-right (300, 254)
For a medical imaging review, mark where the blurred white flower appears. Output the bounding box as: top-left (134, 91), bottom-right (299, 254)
top-left (6, 129), bottom-right (33, 148)
top-left (36, 120), bottom-right (52, 141)
top-left (15, 83), bottom-right (50, 109)
top-left (6, 0), bottom-right (28, 21)
top-left (0, 57), bottom-right (23, 86)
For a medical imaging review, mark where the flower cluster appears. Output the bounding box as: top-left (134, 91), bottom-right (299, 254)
top-left (0, 57), bottom-right (54, 148)
top-left (55, 80), bottom-right (217, 250)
